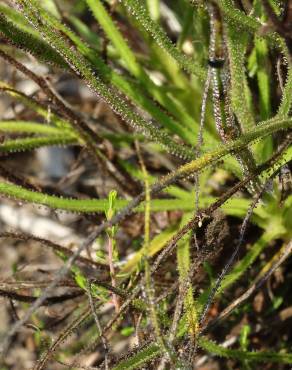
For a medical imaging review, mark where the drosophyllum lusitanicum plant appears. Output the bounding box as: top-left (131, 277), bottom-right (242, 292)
top-left (0, 0), bottom-right (291, 369)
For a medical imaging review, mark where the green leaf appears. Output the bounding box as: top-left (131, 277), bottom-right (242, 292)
top-left (112, 343), bottom-right (161, 370)
top-left (0, 13), bottom-right (67, 68)
top-left (0, 121), bottom-right (72, 136)
top-left (199, 337), bottom-right (292, 364)
top-left (106, 190), bottom-right (118, 221)
top-left (120, 326), bottom-right (135, 337)
top-left (123, 0), bottom-right (206, 80)
top-left (177, 214), bottom-right (199, 337)
top-left (86, 0), bottom-right (199, 141)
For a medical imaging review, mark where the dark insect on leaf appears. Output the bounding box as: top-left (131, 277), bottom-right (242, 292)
top-left (208, 58), bottom-right (225, 68)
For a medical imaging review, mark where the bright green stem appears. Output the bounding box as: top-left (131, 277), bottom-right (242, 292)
top-left (0, 120), bottom-right (139, 147)
top-left (0, 184), bottom-right (209, 213)
top-left (0, 117), bottom-right (290, 212)
top-left (0, 136), bottom-right (76, 154)
top-left (174, 117), bottom-right (291, 179)
top-left (0, 121), bottom-right (72, 136)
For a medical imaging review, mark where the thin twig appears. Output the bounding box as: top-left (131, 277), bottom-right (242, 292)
top-left (0, 231), bottom-right (106, 270)
top-left (87, 281), bottom-right (109, 370)
top-left (0, 289), bottom-right (83, 305)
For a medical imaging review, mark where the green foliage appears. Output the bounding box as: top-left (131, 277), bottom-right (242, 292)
top-left (176, 214), bottom-right (199, 337)
top-left (112, 343), bottom-right (161, 370)
top-left (111, 335), bottom-right (292, 368)
top-left (0, 11), bottom-right (67, 67)
top-left (15, 0), bottom-right (195, 160)
top-left (225, 24), bottom-right (255, 131)
top-left (123, 0), bottom-right (206, 80)
top-left (0, 0), bottom-right (291, 368)
top-left (199, 337), bottom-right (292, 364)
